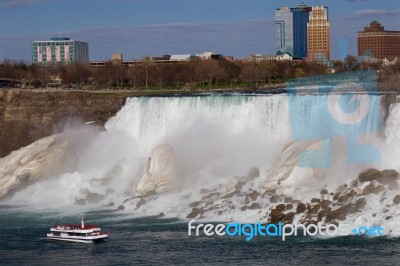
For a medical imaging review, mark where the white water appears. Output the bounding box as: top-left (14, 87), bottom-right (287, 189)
top-left (3, 93), bottom-right (400, 234)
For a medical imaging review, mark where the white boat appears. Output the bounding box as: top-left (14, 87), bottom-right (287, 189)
top-left (46, 215), bottom-right (108, 243)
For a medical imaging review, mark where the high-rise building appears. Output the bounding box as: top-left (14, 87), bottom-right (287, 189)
top-left (31, 37), bottom-right (89, 64)
top-left (275, 7), bottom-right (294, 56)
top-left (291, 4), bottom-right (312, 59)
top-left (275, 4), bottom-right (311, 59)
top-left (358, 21), bottom-right (400, 60)
top-left (307, 6), bottom-right (330, 62)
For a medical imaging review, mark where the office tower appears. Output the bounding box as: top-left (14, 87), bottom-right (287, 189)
top-left (307, 6), bottom-right (330, 62)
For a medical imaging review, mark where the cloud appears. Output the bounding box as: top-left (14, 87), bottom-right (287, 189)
top-left (0, 0), bottom-right (54, 8)
top-left (351, 9), bottom-right (400, 18)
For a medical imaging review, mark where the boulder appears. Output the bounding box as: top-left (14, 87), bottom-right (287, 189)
top-left (186, 208), bottom-right (203, 219)
top-left (136, 198), bottom-right (146, 208)
top-left (393, 195), bottom-right (400, 205)
top-left (282, 212), bottom-right (295, 224)
top-left (358, 169), bottom-right (381, 183)
top-left (320, 189), bottom-right (328, 195)
top-left (75, 198), bottom-right (86, 206)
top-left (269, 209), bottom-right (285, 224)
top-left (296, 202), bottom-right (307, 213)
top-left (241, 202), bottom-right (261, 211)
top-left (355, 197), bottom-right (367, 210)
top-left (275, 204), bottom-right (286, 212)
top-left (270, 195), bottom-right (281, 203)
top-left (362, 183), bottom-right (385, 195)
top-left (247, 167), bottom-right (260, 180)
top-left (307, 204), bottom-right (320, 215)
top-left (86, 193), bottom-right (105, 204)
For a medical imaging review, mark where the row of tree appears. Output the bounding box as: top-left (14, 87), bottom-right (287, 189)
top-left (0, 55), bottom-right (398, 90)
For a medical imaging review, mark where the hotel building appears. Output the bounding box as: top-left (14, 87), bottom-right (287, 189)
top-left (31, 37), bottom-right (89, 64)
top-left (358, 21), bottom-right (400, 60)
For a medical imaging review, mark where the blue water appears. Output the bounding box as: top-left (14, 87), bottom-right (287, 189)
top-left (0, 206), bottom-right (399, 265)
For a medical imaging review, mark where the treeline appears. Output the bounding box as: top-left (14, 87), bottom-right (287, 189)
top-left (0, 55), bottom-right (398, 90)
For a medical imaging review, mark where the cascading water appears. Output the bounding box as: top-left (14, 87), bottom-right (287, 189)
top-left (1, 91), bottom-right (400, 235)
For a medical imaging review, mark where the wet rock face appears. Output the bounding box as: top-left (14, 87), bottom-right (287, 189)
top-left (0, 134), bottom-right (69, 199)
top-left (132, 144), bottom-right (180, 197)
top-left (0, 90), bottom-right (129, 158)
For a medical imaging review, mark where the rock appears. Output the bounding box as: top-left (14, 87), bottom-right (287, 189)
top-left (338, 194), bottom-right (351, 204)
top-left (321, 200), bottom-right (331, 209)
top-left (393, 195), bottom-right (400, 205)
top-left (320, 189), bottom-right (328, 195)
top-left (336, 184), bottom-right (348, 193)
top-left (379, 170), bottom-right (399, 189)
top-left (117, 205), bottom-right (125, 210)
top-left (358, 168), bottom-right (381, 183)
top-left (132, 144), bottom-right (180, 197)
top-left (275, 204), bottom-right (286, 212)
top-left (333, 192), bottom-right (341, 201)
top-left (355, 197), bottom-right (367, 210)
top-left (326, 204), bottom-right (358, 222)
top-left (270, 195), bottom-right (281, 203)
top-left (186, 208), bottom-right (203, 219)
top-left (241, 202), bottom-right (261, 211)
top-left (246, 191), bottom-right (259, 202)
top-left (86, 193), bottom-right (105, 203)
top-left (75, 198), bottom-right (86, 206)
top-left (282, 212), bottom-right (295, 224)
top-left (136, 198), bottom-right (146, 208)
top-left (158, 212), bottom-right (165, 217)
top-left (362, 183), bottom-right (385, 195)
top-left (286, 204), bottom-right (293, 210)
top-left (0, 134), bottom-right (69, 199)
top-left (379, 170), bottom-right (399, 183)
top-left (296, 202), bottom-right (306, 213)
top-left (317, 210), bottom-right (328, 221)
top-left (307, 204), bottom-right (320, 215)
top-left (247, 167), bottom-right (260, 180)
top-left (234, 181), bottom-right (246, 192)
top-left (201, 192), bottom-right (220, 200)
top-left (284, 197), bottom-right (294, 203)
top-left (269, 210), bottom-right (285, 224)
top-left (311, 198), bottom-right (321, 203)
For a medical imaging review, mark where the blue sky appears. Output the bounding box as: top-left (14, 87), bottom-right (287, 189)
top-left (0, 0), bottom-right (399, 61)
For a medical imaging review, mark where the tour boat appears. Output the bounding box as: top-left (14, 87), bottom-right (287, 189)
top-left (46, 215), bottom-right (108, 243)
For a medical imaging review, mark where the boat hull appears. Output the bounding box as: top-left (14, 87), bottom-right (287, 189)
top-left (46, 236), bottom-right (108, 244)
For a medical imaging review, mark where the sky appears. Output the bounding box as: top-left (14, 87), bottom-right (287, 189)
top-left (0, 0), bottom-right (399, 62)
